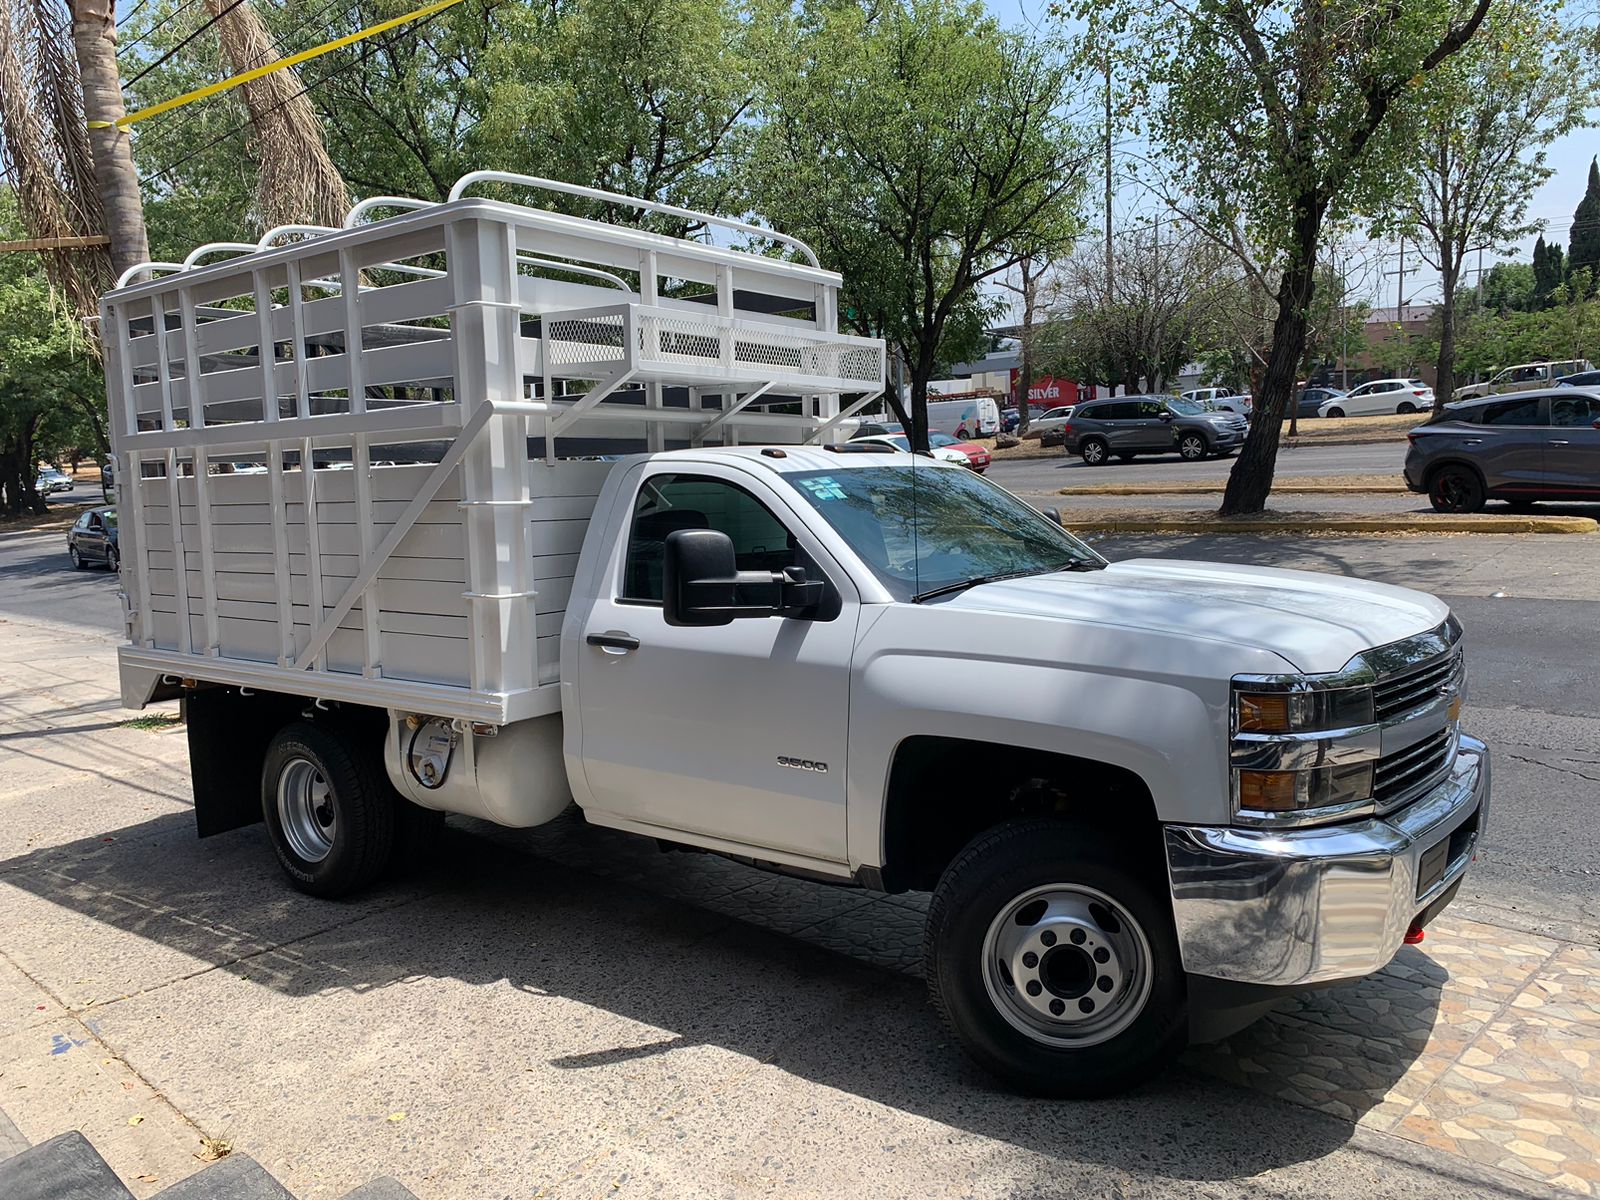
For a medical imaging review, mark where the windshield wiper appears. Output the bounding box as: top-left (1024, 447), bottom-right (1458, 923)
top-left (912, 560), bottom-right (1101, 604)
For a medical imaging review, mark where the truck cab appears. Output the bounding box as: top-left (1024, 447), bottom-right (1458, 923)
top-left (103, 173), bottom-right (1489, 1099)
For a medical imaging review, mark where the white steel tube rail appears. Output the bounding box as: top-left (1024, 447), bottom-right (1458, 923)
top-left (448, 170), bottom-right (823, 268)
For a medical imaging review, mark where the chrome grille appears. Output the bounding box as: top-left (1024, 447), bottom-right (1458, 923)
top-left (1373, 649), bottom-right (1459, 721)
top-left (1374, 728), bottom-right (1454, 809)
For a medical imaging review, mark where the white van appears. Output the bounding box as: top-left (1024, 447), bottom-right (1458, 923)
top-left (926, 395), bottom-right (1000, 439)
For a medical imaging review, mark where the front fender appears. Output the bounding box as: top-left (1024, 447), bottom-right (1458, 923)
top-left (845, 606), bottom-right (1277, 870)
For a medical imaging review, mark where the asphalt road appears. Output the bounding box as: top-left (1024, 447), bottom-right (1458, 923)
top-left (988, 440), bottom-right (1408, 495)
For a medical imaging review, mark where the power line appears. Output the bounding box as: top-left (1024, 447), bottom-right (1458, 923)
top-left (139, 5), bottom-right (449, 194)
top-left (117, 0), bottom-right (156, 27)
top-left (119, 0), bottom-right (210, 56)
top-left (124, 0), bottom-right (250, 89)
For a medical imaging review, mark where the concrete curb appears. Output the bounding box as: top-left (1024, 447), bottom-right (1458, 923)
top-left (1058, 483), bottom-right (1409, 496)
top-left (1070, 514), bottom-right (1599, 535)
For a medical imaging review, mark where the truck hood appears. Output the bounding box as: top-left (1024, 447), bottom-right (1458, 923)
top-left (938, 558), bottom-right (1449, 674)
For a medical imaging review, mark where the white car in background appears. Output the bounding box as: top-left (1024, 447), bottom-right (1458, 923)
top-left (1319, 378), bottom-right (1434, 417)
top-left (848, 432), bottom-right (972, 466)
top-left (1181, 387), bottom-right (1252, 417)
top-left (1028, 405), bottom-right (1077, 435)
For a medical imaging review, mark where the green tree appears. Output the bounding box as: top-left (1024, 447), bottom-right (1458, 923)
top-left (0, 207), bottom-right (105, 515)
top-left (751, 0), bottom-right (1086, 450)
top-left (1074, 0), bottom-right (1494, 513)
top-left (1386, 0), bottom-right (1596, 410)
top-left (1484, 261), bottom-right (1537, 312)
top-left (1571, 157), bottom-right (1600, 291)
top-left (1534, 232), bottom-right (1572, 306)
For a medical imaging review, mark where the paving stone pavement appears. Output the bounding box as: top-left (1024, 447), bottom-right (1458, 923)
top-left (2, 610), bottom-right (1598, 1198)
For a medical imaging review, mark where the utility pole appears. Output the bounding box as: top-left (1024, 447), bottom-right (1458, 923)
top-left (71, 0), bottom-right (149, 281)
top-left (1103, 57), bottom-right (1113, 305)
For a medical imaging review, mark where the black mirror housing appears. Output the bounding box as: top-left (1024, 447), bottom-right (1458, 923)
top-left (663, 528), bottom-right (739, 626)
top-left (662, 529), bottom-right (824, 626)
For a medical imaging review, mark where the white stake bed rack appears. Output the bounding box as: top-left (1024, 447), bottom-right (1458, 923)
top-left (104, 172), bottom-right (886, 726)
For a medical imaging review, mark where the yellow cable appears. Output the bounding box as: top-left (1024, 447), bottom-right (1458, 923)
top-left (92, 0), bottom-right (467, 130)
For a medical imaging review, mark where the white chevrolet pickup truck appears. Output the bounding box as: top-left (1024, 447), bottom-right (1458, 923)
top-left (104, 174), bottom-right (1488, 1097)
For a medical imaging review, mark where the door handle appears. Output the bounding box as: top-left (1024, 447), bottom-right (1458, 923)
top-left (586, 632), bottom-right (640, 652)
top-left (1548, 439), bottom-right (1570, 446)
top-left (1463, 439), bottom-right (1483, 445)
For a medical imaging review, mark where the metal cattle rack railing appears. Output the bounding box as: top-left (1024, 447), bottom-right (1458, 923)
top-left (104, 173), bottom-right (887, 723)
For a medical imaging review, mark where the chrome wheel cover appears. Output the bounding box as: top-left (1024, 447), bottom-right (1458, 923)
top-left (277, 757), bottom-right (337, 863)
top-left (980, 883), bottom-right (1154, 1048)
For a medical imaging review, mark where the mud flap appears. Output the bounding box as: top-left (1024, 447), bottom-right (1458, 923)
top-left (183, 688), bottom-right (304, 838)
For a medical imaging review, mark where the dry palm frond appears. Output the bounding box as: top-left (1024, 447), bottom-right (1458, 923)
top-left (0, 0), bottom-right (113, 327)
top-left (206, 0), bottom-right (349, 231)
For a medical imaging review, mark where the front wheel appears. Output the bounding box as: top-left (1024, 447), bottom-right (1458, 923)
top-left (69, 545), bottom-right (85, 570)
top-left (106, 545), bottom-right (120, 573)
top-left (925, 820), bottom-right (1187, 1097)
top-left (1324, 407), bottom-right (1345, 418)
top-left (1428, 465), bottom-right (1486, 513)
top-left (1078, 437), bottom-right (1108, 466)
top-left (1178, 432), bottom-right (1208, 461)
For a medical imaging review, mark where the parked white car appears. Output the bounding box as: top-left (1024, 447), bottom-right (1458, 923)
top-left (849, 433), bottom-right (971, 466)
top-left (1029, 405), bottom-right (1076, 435)
top-left (1181, 387), bottom-right (1252, 416)
top-left (1319, 378), bottom-right (1434, 417)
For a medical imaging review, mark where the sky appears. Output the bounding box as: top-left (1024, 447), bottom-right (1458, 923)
top-left (986, 0), bottom-right (1600, 309)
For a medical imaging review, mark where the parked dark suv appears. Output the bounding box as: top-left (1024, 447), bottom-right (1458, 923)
top-left (1403, 389), bottom-right (1600, 512)
top-left (1063, 395), bottom-right (1248, 465)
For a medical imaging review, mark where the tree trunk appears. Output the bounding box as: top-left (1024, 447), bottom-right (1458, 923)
top-left (906, 342), bottom-right (937, 453)
top-left (70, 0), bottom-right (149, 281)
top-left (1222, 218), bottom-right (1319, 515)
top-left (1017, 265), bottom-right (1036, 437)
top-left (1434, 255), bottom-right (1460, 414)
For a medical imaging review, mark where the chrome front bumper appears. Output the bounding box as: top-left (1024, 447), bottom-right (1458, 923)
top-left (1164, 733), bottom-right (1489, 988)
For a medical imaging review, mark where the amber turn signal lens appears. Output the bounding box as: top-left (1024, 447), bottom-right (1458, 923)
top-left (1237, 770), bottom-right (1298, 812)
top-left (1237, 692), bottom-right (1291, 732)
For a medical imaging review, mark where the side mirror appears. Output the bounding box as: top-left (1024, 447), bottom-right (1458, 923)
top-left (662, 528), bottom-right (822, 627)
top-left (1043, 507), bottom-right (1065, 527)
top-left (1159, 411), bottom-right (1175, 421)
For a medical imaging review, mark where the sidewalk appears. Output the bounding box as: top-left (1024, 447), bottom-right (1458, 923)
top-left (1, 608), bottom-right (1596, 1198)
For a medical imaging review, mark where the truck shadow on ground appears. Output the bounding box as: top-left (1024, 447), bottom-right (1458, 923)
top-left (0, 807), bottom-right (1457, 1187)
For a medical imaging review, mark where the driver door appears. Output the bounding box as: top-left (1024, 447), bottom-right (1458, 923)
top-left (574, 464), bottom-right (859, 863)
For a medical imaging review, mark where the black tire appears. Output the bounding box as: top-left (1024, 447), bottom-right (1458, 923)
top-left (261, 721), bottom-right (397, 898)
top-left (1079, 437), bottom-right (1109, 466)
top-left (1397, 401), bottom-right (1418, 415)
top-left (1427, 464), bottom-right (1486, 514)
top-left (69, 545), bottom-right (86, 570)
top-left (925, 819), bottom-right (1187, 1098)
top-left (1325, 406), bottom-right (1345, 418)
top-left (1178, 431), bottom-right (1208, 461)
top-left (106, 545), bottom-right (119, 573)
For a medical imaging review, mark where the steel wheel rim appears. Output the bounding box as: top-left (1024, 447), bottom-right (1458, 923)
top-left (277, 757), bottom-right (336, 863)
top-left (1180, 435), bottom-right (1204, 459)
top-left (981, 883), bottom-right (1154, 1048)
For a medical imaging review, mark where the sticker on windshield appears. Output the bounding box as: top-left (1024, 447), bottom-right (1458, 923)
top-left (799, 476), bottom-right (847, 501)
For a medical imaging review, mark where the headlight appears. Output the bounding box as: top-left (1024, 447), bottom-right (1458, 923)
top-left (1230, 680), bottom-right (1380, 826)
top-left (1234, 686), bottom-right (1374, 733)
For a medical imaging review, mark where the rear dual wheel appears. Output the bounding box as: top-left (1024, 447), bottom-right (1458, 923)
top-left (925, 820), bottom-right (1187, 1097)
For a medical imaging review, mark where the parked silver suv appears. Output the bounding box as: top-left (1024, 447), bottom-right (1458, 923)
top-left (1064, 395), bottom-right (1248, 464)
top-left (1403, 388), bottom-right (1600, 512)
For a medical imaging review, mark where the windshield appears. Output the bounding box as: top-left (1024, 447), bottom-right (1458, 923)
top-left (784, 465), bottom-right (1105, 602)
top-left (1166, 397), bottom-right (1206, 415)
top-left (928, 432), bottom-right (961, 447)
